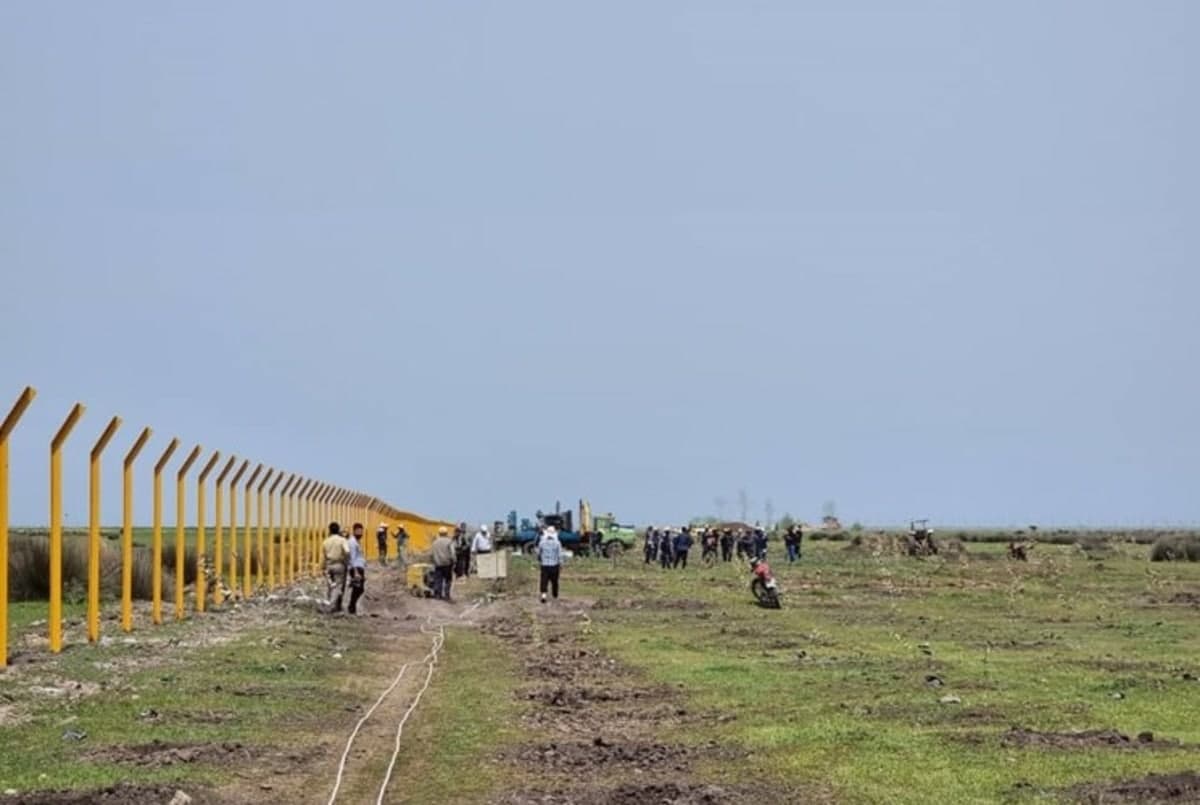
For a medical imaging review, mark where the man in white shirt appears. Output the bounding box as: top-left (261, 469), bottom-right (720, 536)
top-left (472, 524), bottom-right (493, 555)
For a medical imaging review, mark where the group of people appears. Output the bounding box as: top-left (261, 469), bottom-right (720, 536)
top-left (321, 521), bottom-right (369, 614)
top-left (428, 522), bottom-right (496, 601)
top-left (644, 524), bottom-right (805, 566)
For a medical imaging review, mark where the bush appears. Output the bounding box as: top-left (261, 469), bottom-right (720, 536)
top-left (1150, 535), bottom-right (1200, 562)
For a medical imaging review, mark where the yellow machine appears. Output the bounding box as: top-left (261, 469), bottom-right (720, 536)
top-left (406, 562), bottom-right (432, 597)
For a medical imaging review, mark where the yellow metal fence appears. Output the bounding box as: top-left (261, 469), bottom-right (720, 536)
top-left (0, 385), bottom-right (446, 668)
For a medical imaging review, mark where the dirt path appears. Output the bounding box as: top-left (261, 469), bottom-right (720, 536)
top-left (481, 597), bottom-right (804, 805)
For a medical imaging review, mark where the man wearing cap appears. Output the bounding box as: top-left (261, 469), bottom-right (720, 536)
top-left (537, 526), bottom-right (563, 603)
top-left (376, 522), bottom-right (390, 567)
top-left (431, 526), bottom-right (456, 601)
top-left (322, 522), bottom-right (350, 613)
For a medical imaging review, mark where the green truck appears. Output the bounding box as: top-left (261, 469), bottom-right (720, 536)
top-left (579, 500), bottom-right (639, 558)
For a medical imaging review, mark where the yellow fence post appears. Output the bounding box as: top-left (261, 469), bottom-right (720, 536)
top-left (0, 386), bottom-right (37, 668)
top-left (255, 468), bottom-right (273, 590)
top-left (302, 480), bottom-right (316, 578)
top-left (213, 456), bottom-right (237, 606)
top-left (174, 445), bottom-right (202, 621)
top-left (121, 427), bottom-right (152, 633)
top-left (88, 416), bottom-right (122, 644)
top-left (151, 438), bottom-right (179, 627)
top-left (196, 451), bottom-right (221, 613)
top-left (243, 464), bottom-right (263, 599)
top-left (268, 472), bottom-right (285, 590)
top-left (49, 403), bottom-right (86, 653)
top-left (228, 460), bottom-right (248, 597)
top-left (280, 475), bottom-right (297, 586)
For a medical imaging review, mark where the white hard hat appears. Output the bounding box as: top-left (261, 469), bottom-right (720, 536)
top-left (480, 523), bottom-right (489, 532)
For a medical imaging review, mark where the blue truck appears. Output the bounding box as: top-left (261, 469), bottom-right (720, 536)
top-left (498, 506), bottom-right (582, 554)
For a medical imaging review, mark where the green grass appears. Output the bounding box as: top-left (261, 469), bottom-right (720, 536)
top-left (563, 543), bottom-right (1200, 804)
top-left (0, 609), bottom-right (373, 795)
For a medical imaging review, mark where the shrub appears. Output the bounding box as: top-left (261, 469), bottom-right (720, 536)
top-left (1150, 535), bottom-right (1200, 562)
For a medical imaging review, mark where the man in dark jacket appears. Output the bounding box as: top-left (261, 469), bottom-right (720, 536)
top-left (720, 529), bottom-right (735, 563)
top-left (659, 529), bottom-right (675, 569)
top-left (673, 527), bottom-right (694, 569)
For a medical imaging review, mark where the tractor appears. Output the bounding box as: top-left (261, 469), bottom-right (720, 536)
top-left (905, 519), bottom-right (939, 557)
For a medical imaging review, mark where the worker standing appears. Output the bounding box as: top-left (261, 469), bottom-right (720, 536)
top-left (321, 522), bottom-right (350, 613)
top-left (454, 525), bottom-right (472, 578)
top-left (348, 523), bottom-right (367, 614)
top-left (431, 526), bottom-right (456, 602)
top-left (394, 525), bottom-right (409, 566)
top-left (659, 528), bottom-right (675, 569)
top-left (720, 529), bottom-right (735, 563)
top-left (537, 526), bottom-right (563, 604)
top-left (376, 522), bottom-right (390, 567)
top-left (673, 526), bottom-right (694, 569)
top-left (472, 524), bottom-right (493, 556)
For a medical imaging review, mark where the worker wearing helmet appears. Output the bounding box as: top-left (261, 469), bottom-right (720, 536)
top-left (376, 522), bottom-right (390, 567)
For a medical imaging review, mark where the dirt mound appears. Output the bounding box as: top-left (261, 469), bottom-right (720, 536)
top-left (87, 740), bottom-right (258, 767)
top-left (8, 784), bottom-right (208, 804)
top-left (1169, 592), bottom-right (1200, 606)
top-left (513, 740), bottom-right (692, 773)
top-left (526, 683), bottom-right (658, 707)
top-left (1002, 727), bottom-right (1179, 750)
top-left (496, 782), bottom-right (798, 805)
top-left (592, 598), bottom-right (709, 611)
top-left (1072, 772), bottom-right (1200, 803)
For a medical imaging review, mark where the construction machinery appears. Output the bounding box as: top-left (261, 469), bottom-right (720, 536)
top-left (499, 502), bottom-right (582, 554)
top-left (578, 499), bottom-right (639, 558)
top-left (906, 519), bottom-right (939, 557)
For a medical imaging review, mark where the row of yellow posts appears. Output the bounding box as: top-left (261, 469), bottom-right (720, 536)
top-left (0, 386), bottom-right (416, 668)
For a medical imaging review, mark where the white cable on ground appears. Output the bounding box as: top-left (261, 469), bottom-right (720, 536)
top-left (327, 663), bottom-right (411, 805)
top-left (375, 620), bottom-right (446, 805)
top-left (327, 599), bottom-right (478, 805)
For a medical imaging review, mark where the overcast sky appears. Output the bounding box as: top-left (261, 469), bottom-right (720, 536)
top-left (2, 2), bottom-right (1197, 529)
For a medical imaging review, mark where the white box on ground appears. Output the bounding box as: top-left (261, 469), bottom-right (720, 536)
top-left (476, 550), bottom-right (508, 580)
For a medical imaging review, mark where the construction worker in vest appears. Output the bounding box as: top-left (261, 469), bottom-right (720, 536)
top-left (322, 522), bottom-right (350, 613)
top-left (537, 526), bottom-right (563, 604)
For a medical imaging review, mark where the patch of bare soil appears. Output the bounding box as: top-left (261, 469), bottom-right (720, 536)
top-left (8, 783), bottom-right (214, 804)
top-left (485, 602), bottom-right (811, 805)
top-left (591, 598), bottom-right (709, 611)
top-left (1071, 772), bottom-right (1200, 803)
top-left (494, 782), bottom-right (796, 805)
top-left (1001, 727), bottom-right (1181, 750)
top-left (87, 740), bottom-right (262, 767)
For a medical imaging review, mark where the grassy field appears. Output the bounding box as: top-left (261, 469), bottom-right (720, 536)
top-left (553, 540), bottom-right (1200, 803)
top-left (2, 538), bottom-right (1197, 803)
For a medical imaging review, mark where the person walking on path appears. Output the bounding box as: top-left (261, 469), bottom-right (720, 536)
top-left (431, 526), bottom-right (457, 602)
top-left (537, 526), bottom-right (563, 604)
top-left (322, 522), bottom-right (350, 613)
top-left (375, 522), bottom-right (390, 567)
top-left (348, 523), bottom-right (368, 614)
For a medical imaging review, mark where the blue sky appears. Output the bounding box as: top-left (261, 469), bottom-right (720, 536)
top-left (2, 2), bottom-right (1196, 528)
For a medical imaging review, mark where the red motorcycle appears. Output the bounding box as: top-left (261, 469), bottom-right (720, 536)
top-left (750, 558), bottom-right (781, 609)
